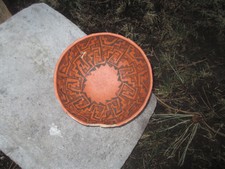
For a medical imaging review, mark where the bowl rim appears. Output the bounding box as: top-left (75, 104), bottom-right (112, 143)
top-left (54, 32), bottom-right (153, 127)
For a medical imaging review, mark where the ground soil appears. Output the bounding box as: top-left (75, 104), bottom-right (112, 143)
top-left (1, 0), bottom-right (225, 169)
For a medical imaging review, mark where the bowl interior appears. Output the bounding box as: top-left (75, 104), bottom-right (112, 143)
top-left (55, 33), bottom-right (153, 127)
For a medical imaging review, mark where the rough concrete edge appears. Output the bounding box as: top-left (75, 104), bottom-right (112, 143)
top-left (121, 94), bottom-right (157, 167)
top-left (0, 135), bottom-right (43, 169)
top-left (31, 3), bottom-right (85, 33)
top-left (0, 3), bottom-right (84, 35)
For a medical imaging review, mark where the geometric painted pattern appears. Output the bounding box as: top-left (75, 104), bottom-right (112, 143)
top-left (55, 33), bottom-right (153, 127)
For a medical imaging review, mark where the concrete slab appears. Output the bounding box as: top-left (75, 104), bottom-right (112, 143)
top-left (0, 3), bottom-right (157, 169)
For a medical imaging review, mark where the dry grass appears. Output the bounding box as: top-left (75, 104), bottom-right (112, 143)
top-left (3, 0), bottom-right (225, 168)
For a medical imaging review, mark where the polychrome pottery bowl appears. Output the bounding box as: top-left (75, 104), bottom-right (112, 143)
top-left (54, 32), bottom-right (153, 127)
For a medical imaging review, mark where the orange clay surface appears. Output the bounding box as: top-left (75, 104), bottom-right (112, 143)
top-left (54, 32), bottom-right (153, 127)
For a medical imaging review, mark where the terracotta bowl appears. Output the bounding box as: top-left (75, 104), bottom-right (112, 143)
top-left (54, 32), bottom-right (153, 127)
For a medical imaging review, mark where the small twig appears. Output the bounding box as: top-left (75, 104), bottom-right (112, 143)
top-left (199, 93), bottom-right (211, 110)
top-left (164, 123), bottom-right (193, 157)
top-left (165, 57), bottom-right (184, 84)
top-left (178, 59), bottom-right (207, 68)
top-left (156, 96), bottom-right (225, 138)
top-left (178, 123), bottom-right (199, 166)
top-left (12, 164), bottom-right (17, 169)
top-left (9, 161), bottom-right (13, 169)
top-left (153, 114), bottom-right (193, 123)
top-left (202, 87), bottom-right (212, 110)
top-left (201, 120), bottom-right (225, 138)
top-left (156, 96), bottom-right (200, 115)
top-left (150, 48), bottom-right (160, 61)
top-left (158, 120), bottom-right (190, 132)
top-left (96, 0), bottom-right (110, 4)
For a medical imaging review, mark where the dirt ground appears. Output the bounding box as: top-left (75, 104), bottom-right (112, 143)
top-left (1, 0), bottom-right (225, 169)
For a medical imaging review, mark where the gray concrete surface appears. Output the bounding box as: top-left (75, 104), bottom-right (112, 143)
top-left (0, 3), bottom-right (157, 169)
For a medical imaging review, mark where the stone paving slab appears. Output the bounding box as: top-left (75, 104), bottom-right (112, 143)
top-left (0, 3), bottom-right (157, 169)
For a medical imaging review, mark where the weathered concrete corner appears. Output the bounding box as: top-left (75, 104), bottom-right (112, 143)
top-left (0, 3), bottom-right (157, 169)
